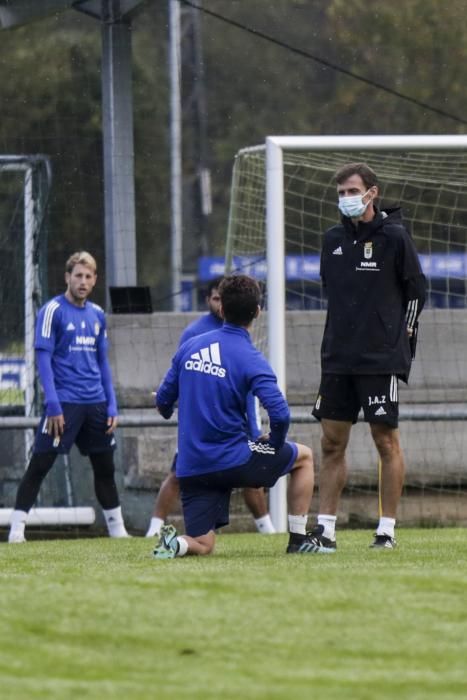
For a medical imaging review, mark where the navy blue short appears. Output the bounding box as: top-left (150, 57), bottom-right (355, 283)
top-left (178, 441), bottom-right (298, 537)
top-left (34, 402), bottom-right (117, 455)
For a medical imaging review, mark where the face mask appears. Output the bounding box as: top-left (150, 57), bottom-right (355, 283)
top-left (338, 189), bottom-right (371, 218)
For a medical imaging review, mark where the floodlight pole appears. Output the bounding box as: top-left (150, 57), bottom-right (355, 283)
top-left (101, 0), bottom-right (137, 299)
top-left (169, 0), bottom-right (183, 311)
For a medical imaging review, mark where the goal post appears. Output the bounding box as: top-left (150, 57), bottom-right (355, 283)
top-left (0, 156), bottom-right (98, 529)
top-left (228, 134), bottom-right (467, 532)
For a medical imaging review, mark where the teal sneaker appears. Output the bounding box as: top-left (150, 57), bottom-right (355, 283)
top-left (153, 524), bottom-right (179, 559)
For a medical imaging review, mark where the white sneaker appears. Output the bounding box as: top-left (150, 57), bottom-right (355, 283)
top-left (8, 531), bottom-right (26, 543)
top-left (109, 527), bottom-right (131, 538)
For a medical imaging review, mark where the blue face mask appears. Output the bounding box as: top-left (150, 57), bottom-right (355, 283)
top-left (338, 189), bottom-right (371, 218)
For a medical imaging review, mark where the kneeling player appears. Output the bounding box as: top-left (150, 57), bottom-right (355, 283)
top-left (152, 274), bottom-right (335, 558)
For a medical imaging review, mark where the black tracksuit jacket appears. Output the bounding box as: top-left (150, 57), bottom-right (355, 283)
top-left (319, 207), bottom-right (426, 382)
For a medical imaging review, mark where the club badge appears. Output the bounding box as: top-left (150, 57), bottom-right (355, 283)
top-left (364, 242), bottom-right (373, 259)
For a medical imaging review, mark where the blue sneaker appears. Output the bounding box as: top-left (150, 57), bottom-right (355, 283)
top-left (153, 524), bottom-right (179, 559)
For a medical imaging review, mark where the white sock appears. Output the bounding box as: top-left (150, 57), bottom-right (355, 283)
top-left (288, 514), bottom-right (307, 535)
top-left (318, 514), bottom-right (337, 541)
top-left (8, 510), bottom-right (28, 543)
top-left (376, 517), bottom-right (396, 538)
top-left (145, 516), bottom-right (164, 538)
top-left (254, 514), bottom-right (276, 534)
top-left (103, 506), bottom-right (130, 538)
top-left (176, 536), bottom-right (188, 556)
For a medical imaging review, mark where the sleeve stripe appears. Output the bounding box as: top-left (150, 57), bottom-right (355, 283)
top-left (406, 299), bottom-right (418, 329)
top-left (41, 301), bottom-right (60, 339)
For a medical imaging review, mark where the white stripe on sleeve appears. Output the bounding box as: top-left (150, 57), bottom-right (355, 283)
top-left (41, 300), bottom-right (60, 339)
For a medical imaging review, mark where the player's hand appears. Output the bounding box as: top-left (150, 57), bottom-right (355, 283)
top-left (47, 414), bottom-right (65, 439)
top-left (257, 433), bottom-right (271, 443)
top-left (106, 416), bottom-right (118, 434)
top-left (407, 326), bottom-right (414, 337)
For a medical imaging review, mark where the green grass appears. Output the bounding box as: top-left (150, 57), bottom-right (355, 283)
top-left (1, 529), bottom-right (467, 699)
top-left (0, 388), bottom-right (24, 406)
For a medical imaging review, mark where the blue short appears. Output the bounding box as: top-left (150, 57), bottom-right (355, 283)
top-left (179, 441), bottom-right (298, 537)
top-left (34, 402), bottom-right (117, 455)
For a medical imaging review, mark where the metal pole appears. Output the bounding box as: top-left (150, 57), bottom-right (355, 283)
top-left (24, 166), bottom-right (35, 460)
top-left (266, 137), bottom-right (287, 532)
top-left (169, 0), bottom-right (183, 311)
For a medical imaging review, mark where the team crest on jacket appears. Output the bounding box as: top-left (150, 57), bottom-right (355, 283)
top-left (364, 242), bottom-right (373, 259)
top-left (94, 322), bottom-right (100, 335)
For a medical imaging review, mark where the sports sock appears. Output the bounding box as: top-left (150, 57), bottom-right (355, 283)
top-left (145, 516), bottom-right (164, 538)
top-left (288, 514), bottom-right (307, 535)
top-left (317, 514), bottom-right (337, 541)
top-left (376, 517), bottom-right (396, 538)
top-left (103, 506), bottom-right (130, 538)
top-left (254, 514), bottom-right (276, 534)
top-left (176, 537), bottom-right (188, 556)
top-left (8, 509), bottom-right (28, 543)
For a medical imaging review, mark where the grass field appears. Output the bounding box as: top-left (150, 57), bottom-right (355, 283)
top-left (1, 529), bottom-right (467, 699)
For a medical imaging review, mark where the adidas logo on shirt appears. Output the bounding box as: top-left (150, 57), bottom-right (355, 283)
top-left (375, 406), bottom-right (387, 416)
top-left (185, 342), bottom-right (226, 378)
top-left (66, 322), bottom-right (76, 331)
top-left (332, 246), bottom-right (343, 255)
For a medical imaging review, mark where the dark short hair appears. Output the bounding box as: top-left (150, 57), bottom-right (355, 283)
top-left (334, 162), bottom-right (379, 190)
top-left (219, 275), bottom-right (261, 326)
top-left (206, 276), bottom-right (224, 297)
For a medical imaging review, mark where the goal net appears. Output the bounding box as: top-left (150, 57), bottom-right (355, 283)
top-left (0, 157), bottom-right (95, 526)
top-left (226, 135), bottom-right (467, 530)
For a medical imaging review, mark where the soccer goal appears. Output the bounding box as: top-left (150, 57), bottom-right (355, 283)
top-left (226, 135), bottom-right (467, 531)
top-left (0, 156), bottom-right (97, 528)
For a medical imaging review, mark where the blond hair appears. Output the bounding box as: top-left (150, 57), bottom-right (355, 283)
top-left (65, 251), bottom-right (97, 274)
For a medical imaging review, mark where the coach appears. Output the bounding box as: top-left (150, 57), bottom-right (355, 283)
top-left (312, 162), bottom-right (426, 549)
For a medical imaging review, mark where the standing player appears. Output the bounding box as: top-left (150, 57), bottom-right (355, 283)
top-left (145, 277), bottom-right (276, 538)
top-left (312, 162), bottom-right (426, 549)
top-left (8, 251), bottom-right (129, 543)
top-left (152, 274), bottom-right (334, 558)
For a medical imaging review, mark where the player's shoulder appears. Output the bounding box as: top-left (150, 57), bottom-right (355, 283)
top-left (380, 208), bottom-right (411, 238)
top-left (324, 222), bottom-right (345, 242)
top-left (89, 301), bottom-right (105, 315)
top-left (180, 313), bottom-right (219, 342)
top-left (38, 295), bottom-right (63, 319)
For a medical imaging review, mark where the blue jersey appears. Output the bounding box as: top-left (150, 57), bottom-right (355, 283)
top-left (179, 312), bottom-right (222, 346)
top-left (35, 294), bottom-right (109, 404)
top-left (156, 323), bottom-right (290, 477)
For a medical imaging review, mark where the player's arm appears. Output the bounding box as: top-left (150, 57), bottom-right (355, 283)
top-left (34, 302), bottom-right (64, 438)
top-left (36, 349), bottom-right (64, 438)
top-left (96, 318), bottom-right (118, 433)
top-left (155, 352), bottom-right (181, 419)
top-left (250, 370), bottom-right (290, 449)
top-left (245, 391), bottom-right (261, 440)
top-left (397, 231), bottom-right (426, 357)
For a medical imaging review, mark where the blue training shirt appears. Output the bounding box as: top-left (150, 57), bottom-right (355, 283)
top-left (156, 323), bottom-right (290, 477)
top-left (35, 294), bottom-right (112, 406)
top-left (179, 312), bottom-right (260, 440)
